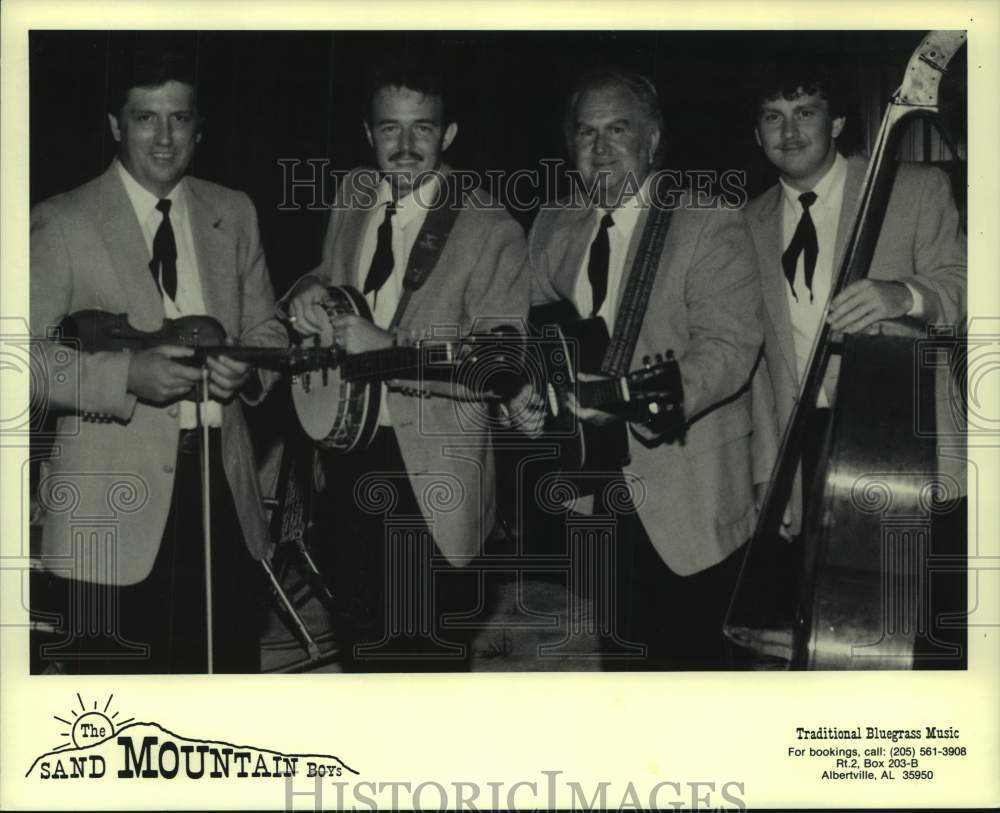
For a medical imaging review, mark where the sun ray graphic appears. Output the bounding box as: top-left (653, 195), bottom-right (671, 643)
top-left (54, 694), bottom-right (123, 751)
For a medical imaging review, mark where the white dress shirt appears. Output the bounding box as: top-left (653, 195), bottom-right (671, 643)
top-left (571, 177), bottom-right (648, 334)
top-left (567, 179), bottom-right (649, 466)
top-left (356, 173), bottom-right (441, 426)
top-left (780, 152), bottom-right (923, 407)
top-left (780, 153), bottom-right (847, 407)
top-left (117, 160), bottom-right (221, 428)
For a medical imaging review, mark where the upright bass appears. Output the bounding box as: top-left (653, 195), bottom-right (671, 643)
top-left (725, 31), bottom-right (967, 669)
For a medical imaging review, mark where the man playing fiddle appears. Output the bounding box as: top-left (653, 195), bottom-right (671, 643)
top-left (30, 45), bottom-right (276, 673)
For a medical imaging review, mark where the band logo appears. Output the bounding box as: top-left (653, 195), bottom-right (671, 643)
top-left (26, 694), bottom-right (357, 782)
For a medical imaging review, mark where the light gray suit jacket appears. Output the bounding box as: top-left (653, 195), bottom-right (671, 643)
top-left (284, 167), bottom-right (530, 565)
top-left (747, 155), bottom-right (967, 531)
top-left (529, 198), bottom-right (764, 576)
top-left (30, 162), bottom-right (276, 585)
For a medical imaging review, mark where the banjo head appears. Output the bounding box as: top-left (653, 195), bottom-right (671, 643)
top-left (290, 285), bottom-right (378, 453)
top-left (291, 365), bottom-right (345, 442)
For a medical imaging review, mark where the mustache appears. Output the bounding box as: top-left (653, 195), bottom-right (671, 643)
top-left (388, 150), bottom-right (424, 162)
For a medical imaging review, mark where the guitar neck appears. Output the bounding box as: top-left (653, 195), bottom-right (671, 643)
top-left (576, 377), bottom-right (629, 411)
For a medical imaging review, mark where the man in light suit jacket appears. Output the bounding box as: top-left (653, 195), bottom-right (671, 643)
top-left (30, 49), bottom-right (276, 673)
top-left (529, 69), bottom-right (765, 669)
top-left (746, 66), bottom-right (966, 532)
top-left (283, 59), bottom-right (529, 671)
top-left (745, 65), bottom-right (967, 666)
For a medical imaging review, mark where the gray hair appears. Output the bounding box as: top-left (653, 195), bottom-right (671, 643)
top-left (562, 68), bottom-right (664, 152)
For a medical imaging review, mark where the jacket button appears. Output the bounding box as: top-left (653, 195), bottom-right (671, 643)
top-left (167, 406), bottom-right (179, 418)
top-left (163, 464), bottom-right (174, 474)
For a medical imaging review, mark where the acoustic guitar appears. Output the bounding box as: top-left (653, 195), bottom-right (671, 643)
top-left (529, 300), bottom-right (684, 479)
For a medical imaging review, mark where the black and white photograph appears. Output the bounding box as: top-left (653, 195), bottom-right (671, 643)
top-left (24, 27), bottom-right (970, 675)
top-left (2, 2), bottom-right (998, 811)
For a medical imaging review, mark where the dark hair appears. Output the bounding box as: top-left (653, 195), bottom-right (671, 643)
top-left (746, 62), bottom-right (861, 154)
top-left (363, 56), bottom-right (452, 125)
top-left (747, 63), bottom-right (851, 123)
top-left (107, 48), bottom-right (199, 116)
top-left (563, 68), bottom-right (663, 144)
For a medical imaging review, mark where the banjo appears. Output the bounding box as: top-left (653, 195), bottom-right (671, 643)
top-left (291, 285), bottom-right (523, 453)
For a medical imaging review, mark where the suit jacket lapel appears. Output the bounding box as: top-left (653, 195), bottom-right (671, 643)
top-left (98, 165), bottom-right (165, 331)
top-left (187, 181), bottom-right (237, 335)
top-left (833, 155), bottom-right (868, 271)
top-left (611, 206), bottom-right (651, 320)
top-left (339, 170), bottom-right (380, 289)
top-left (395, 166), bottom-right (457, 324)
top-left (551, 206), bottom-right (594, 308)
top-left (754, 185), bottom-right (798, 380)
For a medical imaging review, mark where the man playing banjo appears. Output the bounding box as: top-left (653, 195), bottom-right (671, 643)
top-left (281, 57), bottom-right (530, 671)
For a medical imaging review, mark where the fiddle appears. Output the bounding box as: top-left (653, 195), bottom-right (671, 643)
top-left (57, 310), bottom-right (335, 373)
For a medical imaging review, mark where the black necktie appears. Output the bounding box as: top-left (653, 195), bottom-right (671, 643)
top-left (781, 191), bottom-right (818, 302)
top-left (150, 199), bottom-right (178, 301)
top-left (587, 212), bottom-right (615, 316)
top-left (363, 201), bottom-right (396, 296)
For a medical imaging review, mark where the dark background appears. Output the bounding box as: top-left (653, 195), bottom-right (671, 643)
top-left (29, 30), bottom-right (967, 298)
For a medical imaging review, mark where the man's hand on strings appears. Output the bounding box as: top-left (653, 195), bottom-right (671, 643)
top-left (566, 371), bottom-right (621, 427)
top-left (329, 314), bottom-right (393, 354)
top-left (500, 381), bottom-right (547, 438)
top-left (827, 279), bottom-right (912, 334)
top-left (126, 346), bottom-right (201, 404)
top-left (205, 343), bottom-right (253, 401)
top-left (286, 282), bottom-right (335, 346)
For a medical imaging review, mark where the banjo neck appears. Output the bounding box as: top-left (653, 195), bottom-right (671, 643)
top-left (339, 341), bottom-right (460, 383)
